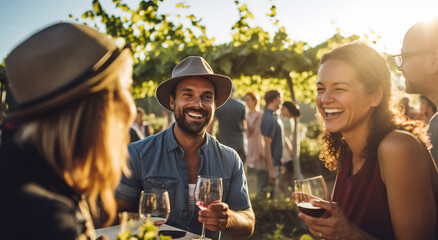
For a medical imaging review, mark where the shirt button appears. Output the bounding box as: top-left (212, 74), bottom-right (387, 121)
top-left (182, 166), bottom-right (186, 169)
top-left (183, 209), bottom-right (187, 213)
top-left (161, 184), bottom-right (165, 189)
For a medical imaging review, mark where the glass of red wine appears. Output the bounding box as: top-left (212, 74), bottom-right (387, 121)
top-left (139, 189), bottom-right (170, 227)
top-left (293, 175), bottom-right (329, 218)
top-left (193, 175), bottom-right (223, 240)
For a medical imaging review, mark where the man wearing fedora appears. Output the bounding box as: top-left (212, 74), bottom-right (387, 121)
top-left (115, 56), bottom-right (255, 239)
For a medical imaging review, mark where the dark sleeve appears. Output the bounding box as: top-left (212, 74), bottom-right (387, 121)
top-left (261, 115), bottom-right (275, 138)
top-left (130, 127), bottom-right (143, 143)
top-left (2, 184), bottom-right (86, 240)
top-left (240, 104), bottom-right (246, 121)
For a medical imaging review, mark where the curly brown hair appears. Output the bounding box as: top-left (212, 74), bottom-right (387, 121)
top-left (318, 42), bottom-right (429, 172)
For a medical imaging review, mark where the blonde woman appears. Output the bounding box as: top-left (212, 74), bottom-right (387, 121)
top-left (243, 92), bottom-right (266, 190)
top-left (0, 23), bottom-right (136, 240)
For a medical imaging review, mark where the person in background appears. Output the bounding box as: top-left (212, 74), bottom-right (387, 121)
top-left (0, 23), bottom-right (136, 240)
top-left (279, 100), bottom-right (301, 196)
top-left (398, 96), bottom-right (416, 119)
top-left (161, 109), bottom-right (175, 132)
top-left (208, 85), bottom-right (247, 163)
top-left (395, 18), bottom-right (438, 165)
top-left (293, 42), bottom-right (438, 239)
top-left (115, 56), bottom-right (255, 240)
top-left (0, 86), bottom-right (20, 147)
top-left (243, 91), bottom-right (265, 189)
top-left (260, 90), bottom-right (283, 197)
top-left (129, 126), bottom-right (144, 143)
top-left (418, 95), bottom-right (437, 124)
top-left (133, 107), bottom-right (152, 137)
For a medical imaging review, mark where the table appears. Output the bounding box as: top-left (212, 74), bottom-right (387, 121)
top-left (95, 222), bottom-right (200, 240)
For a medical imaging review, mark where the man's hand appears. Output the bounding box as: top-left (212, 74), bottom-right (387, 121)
top-left (198, 203), bottom-right (255, 238)
top-left (198, 202), bottom-right (230, 231)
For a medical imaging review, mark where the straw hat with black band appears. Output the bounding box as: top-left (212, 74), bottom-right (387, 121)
top-left (4, 22), bottom-right (131, 120)
top-left (156, 56), bottom-right (232, 111)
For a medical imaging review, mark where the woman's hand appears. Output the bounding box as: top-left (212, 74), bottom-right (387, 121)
top-left (291, 195), bottom-right (375, 240)
top-left (298, 199), bottom-right (351, 239)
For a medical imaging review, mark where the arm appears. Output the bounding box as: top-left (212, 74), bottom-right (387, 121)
top-left (378, 130), bottom-right (437, 240)
top-left (294, 130), bottom-right (437, 240)
top-left (293, 199), bottom-right (378, 240)
top-left (284, 135), bottom-right (293, 156)
top-left (199, 148), bottom-right (255, 238)
top-left (199, 204), bottom-right (255, 238)
top-left (264, 136), bottom-right (276, 184)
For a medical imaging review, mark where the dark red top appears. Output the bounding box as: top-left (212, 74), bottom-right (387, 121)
top-left (333, 152), bottom-right (395, 239)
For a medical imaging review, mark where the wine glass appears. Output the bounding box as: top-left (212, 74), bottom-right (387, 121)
top-left (139, 189), bottom-right (171, 227)
top-left (293, 175), bottom-right (329, 218)
top-left (193, 176), bottom-right (223, 240)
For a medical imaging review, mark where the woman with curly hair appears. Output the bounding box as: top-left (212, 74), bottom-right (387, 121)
top-left (294, 43), bottom-right (438, 239)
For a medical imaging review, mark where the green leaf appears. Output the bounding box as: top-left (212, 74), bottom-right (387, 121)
top-left (238, 4), bottom-right (248, 12)
top-left (219, 58), bottom-right (232, 75)
top-left (93, 0), bottom-right (102, 13)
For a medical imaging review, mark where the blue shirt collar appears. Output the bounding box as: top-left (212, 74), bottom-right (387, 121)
top-left (265, 109), bottom-right (274, 113)
top-left (164, 123), bottom-right (211, 153)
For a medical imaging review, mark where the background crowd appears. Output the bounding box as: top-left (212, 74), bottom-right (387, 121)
top-left (1, 15), bottom-right (438, 240)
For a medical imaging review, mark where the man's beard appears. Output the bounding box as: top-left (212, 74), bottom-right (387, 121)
top-left (174, 107), bottom-right (212, 136)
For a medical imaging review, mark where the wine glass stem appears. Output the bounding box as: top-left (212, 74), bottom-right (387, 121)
top-left (201, 223), bottom-right (206, 239)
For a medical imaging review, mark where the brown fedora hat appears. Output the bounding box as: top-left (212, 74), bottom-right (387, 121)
top-left (4, 22), bottom-right (131, 120)
top-left (156, 56), bottom-right (232, 111)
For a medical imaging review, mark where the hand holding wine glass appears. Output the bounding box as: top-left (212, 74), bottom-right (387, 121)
top-left (139, 189), bottom-right (171, 227)
top-left (193, 176), bottom-right (223, 240)
top-left (293, 175), bottom-right (329, 218)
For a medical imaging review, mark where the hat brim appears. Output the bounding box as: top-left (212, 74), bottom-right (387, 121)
top-left (4, 48), bottom-right (131, 120)
top-left (156, 73), bottom-right (232, 111)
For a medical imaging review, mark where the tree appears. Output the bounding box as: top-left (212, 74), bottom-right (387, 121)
top-left (74, 0), bottom-right (363, 179)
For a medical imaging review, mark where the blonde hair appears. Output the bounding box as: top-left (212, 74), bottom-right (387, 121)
top-left (18, 61), bottom-right (135, 226)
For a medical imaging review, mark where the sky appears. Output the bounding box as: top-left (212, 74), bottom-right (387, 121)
top-left (1, 0), bottom-right (438, 61)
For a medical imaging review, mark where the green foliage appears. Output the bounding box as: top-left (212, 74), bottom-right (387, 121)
top-left (299, 234), bottom-right (315, 240)
top-left (249, 192), bottom-right (310, 240)
top-left (304, 120), bottom-right (321, 139)
top-left (0, 62), bottom-right (6, 88)
top-left (72, 0), bottom-right (362, 101)
top-left (0, 1), bottom-right (395, 106)
top-left (299, 137), bottom-right (323, 174)
top-left (116, 219), bottom-right (171, 240)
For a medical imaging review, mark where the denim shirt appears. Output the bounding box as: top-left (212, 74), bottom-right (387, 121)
top-left (115, 124), bottom-right (251, 240)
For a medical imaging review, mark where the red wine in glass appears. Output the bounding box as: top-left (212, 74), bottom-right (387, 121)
top-left (297, 202), bottom-right (325, 218)
top-left (294, 175), bottom-right (329, 218)
top-left (153, 219), bottom-right (165, 227)
top-left (196, 201), bottom-right (214, 210)
top-left (194, 176), bottom-right (223, 240)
